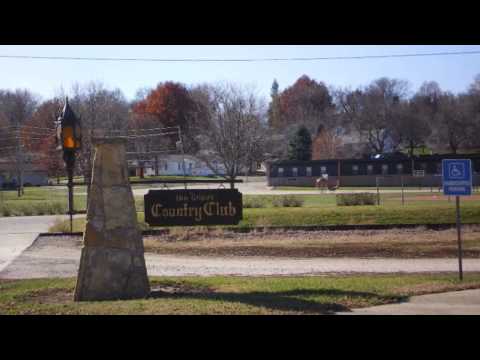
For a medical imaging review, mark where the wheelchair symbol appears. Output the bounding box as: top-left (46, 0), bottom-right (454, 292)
top-left (448, 163), bottom-right (465, 179)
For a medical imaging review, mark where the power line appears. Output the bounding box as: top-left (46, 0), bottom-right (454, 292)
top-left (0, 50), bottom-right (480, 63)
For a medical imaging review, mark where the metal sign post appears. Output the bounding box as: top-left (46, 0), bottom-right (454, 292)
top-left (442, 159), bottom-right (473, 281)
top-left (455, 196), bottom-right (463, 280)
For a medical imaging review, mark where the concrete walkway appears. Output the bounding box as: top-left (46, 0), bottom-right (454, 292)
top-left (0, 215), bottom-right (71, 272)
top-left (338, 289), bottom-right (480, 315)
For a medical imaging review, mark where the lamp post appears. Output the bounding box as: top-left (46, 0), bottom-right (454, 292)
top-left (57, 97), bottom-right (81, 233)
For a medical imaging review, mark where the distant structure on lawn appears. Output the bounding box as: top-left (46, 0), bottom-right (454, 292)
top-left (127, 154), bottom-right (226, 178)
top-left (0, 158), bottom-right (48, 188)
top-left (267, 153), bottom-right (480, 187)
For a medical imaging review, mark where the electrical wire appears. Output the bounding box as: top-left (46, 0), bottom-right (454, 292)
top-left (0, 50), bottom-right (480, 62)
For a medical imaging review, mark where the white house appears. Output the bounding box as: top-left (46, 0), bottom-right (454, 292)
top-left (0, 158), bottom-right (49, 188)
top-left (128, 154), bottom-right (226, 177)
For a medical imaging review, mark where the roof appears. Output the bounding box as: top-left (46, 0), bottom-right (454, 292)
top-left (272, 153), bottom-right (480, 166)
top-left (0, 158), bottom-right (49, 172)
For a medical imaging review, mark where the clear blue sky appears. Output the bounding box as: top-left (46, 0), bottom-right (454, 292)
top-left (1, 45), bottom-right (479, 102)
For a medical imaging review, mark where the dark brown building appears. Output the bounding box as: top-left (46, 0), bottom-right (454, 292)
top-left (267, 154), bottom-right (480, 187)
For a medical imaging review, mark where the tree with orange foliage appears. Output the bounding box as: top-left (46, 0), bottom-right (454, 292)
top-left (132, 82), bottom-right (205, 154)
top-left (276, 75), bottom-right (334, 133)
top-left (312, 125), bottom-right (343, 160)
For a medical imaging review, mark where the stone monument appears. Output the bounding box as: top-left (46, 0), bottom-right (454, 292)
top-left (74, 138), bottom-right (150, 301)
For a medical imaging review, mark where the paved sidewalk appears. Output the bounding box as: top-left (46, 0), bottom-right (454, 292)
top-left (337, 289), bottom-right (480, 315)
top-left (0, 216), bottom-right (71, 272)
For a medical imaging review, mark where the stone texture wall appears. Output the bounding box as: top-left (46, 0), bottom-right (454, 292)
top-left (74, 138), bottom-right (150, 301)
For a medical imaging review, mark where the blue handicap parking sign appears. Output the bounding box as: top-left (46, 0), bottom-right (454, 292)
top-left (442, 159), bottom-right (472, 196)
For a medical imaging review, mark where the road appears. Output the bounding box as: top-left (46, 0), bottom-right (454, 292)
top-left (2, 234), bottom-right (480, 279)
top-left (128, 182), bottom-right (445, 196)
top-left (66, 176), bottom-right (447, 196)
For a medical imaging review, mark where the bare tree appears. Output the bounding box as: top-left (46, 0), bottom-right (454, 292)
top-left (390, 100), bottom-right (431, 156)
top-left (468, 74), bottom-right (480, 95)
top-left (312, 125), bottom-right (343, 159)
top-left (66, 82), bottom-right (129, 195)
top-left (0, 89), bottom-right (39, 196)
top-left (337, 78), bottom-right (409, 154)
top-left (434, 92), bottom-right (473, 154)
top-left (466, 74), bottom-right (480, 149)
top-left (195, 83), bottom-right (268, 188)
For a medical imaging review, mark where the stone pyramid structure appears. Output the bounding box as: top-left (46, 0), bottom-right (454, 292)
top-left (74, 138), bottom-right (150, 301)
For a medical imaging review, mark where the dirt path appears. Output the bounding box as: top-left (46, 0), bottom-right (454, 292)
top-left (1, 235), bottom-right (480, 279)
top-left (143, 227), bottom-right (480, 258)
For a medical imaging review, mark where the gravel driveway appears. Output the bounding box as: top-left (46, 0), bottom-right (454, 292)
top-left (1, 235), bottom-right (479, 279)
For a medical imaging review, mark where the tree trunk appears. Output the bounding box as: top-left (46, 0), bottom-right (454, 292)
top-left (409, 141), bottom-right (415, 157)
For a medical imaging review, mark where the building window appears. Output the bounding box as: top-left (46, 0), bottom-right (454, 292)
top-left (352, 164), bottom-right (359, 175)
top-left (367, 164), bottom-right (374, 175)
top-left (396, 163), bottom-right (403, 174)
top-left (292, 167), bottom-right (298, 177)
top-left (278, 167), bottom-right (284, 176)
top-left (306, 167), bottom-right (312, 177)
top-left (382, 164), bottom-right (388, 175)
top-left (320, 166), bottom-right (327, 174)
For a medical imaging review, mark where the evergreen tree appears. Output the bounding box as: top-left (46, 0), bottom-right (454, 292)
top-left (288, 126), bottom-right (312, 161)
top-left (268, 79), bottom-right (281, 129)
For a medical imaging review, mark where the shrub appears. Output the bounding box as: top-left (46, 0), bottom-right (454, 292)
top-left (336, 193), bottom-right (376, 206)
top-left (243, 197), bottom-right (267, 208)
top-left (272, 195), bottom-right (304, 208)
top-left (0, 205), bottom-right (11, 217)
top-left (50, 202), bottom-right (66, 215)
top-left (49, 218), bottom-right (72, 233)
top-left (21, 205), bottom-right (34, 216)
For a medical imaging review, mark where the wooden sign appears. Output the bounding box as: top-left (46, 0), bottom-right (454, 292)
top-left (144, 189), bottom-right (243, 226)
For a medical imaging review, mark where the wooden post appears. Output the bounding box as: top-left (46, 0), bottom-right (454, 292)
top-left (376, 177), bottom-right (380, 205)
top-left (401, 175), bottom-right (405, 206)
top-left (337, 159), bottom-right (341, 187)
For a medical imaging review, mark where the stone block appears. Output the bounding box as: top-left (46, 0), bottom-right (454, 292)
top-left (74, 247), bottom-right (149, 301)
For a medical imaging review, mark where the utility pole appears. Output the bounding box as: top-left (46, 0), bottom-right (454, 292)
top-left (15, 125), bottom-right (24, 197)
top-left (177, 126), bottom-right (188, 190)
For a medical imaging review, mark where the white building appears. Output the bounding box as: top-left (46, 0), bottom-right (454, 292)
top-left (128, 154), bottom-right (226, 177)
top-left (0, 159), bottom-right (49, 188)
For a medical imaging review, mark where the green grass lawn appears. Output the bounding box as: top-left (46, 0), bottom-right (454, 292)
top-left (274, 186), bottom-right (480, 192)
top-left (50, 201), bottom-right (480, 232)
top-left (4, 187), bottom-right (480, 230)
top-left (2, 274), bottom-right (479, 315)
top-left (0, 187), bottom-right (86, 216)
